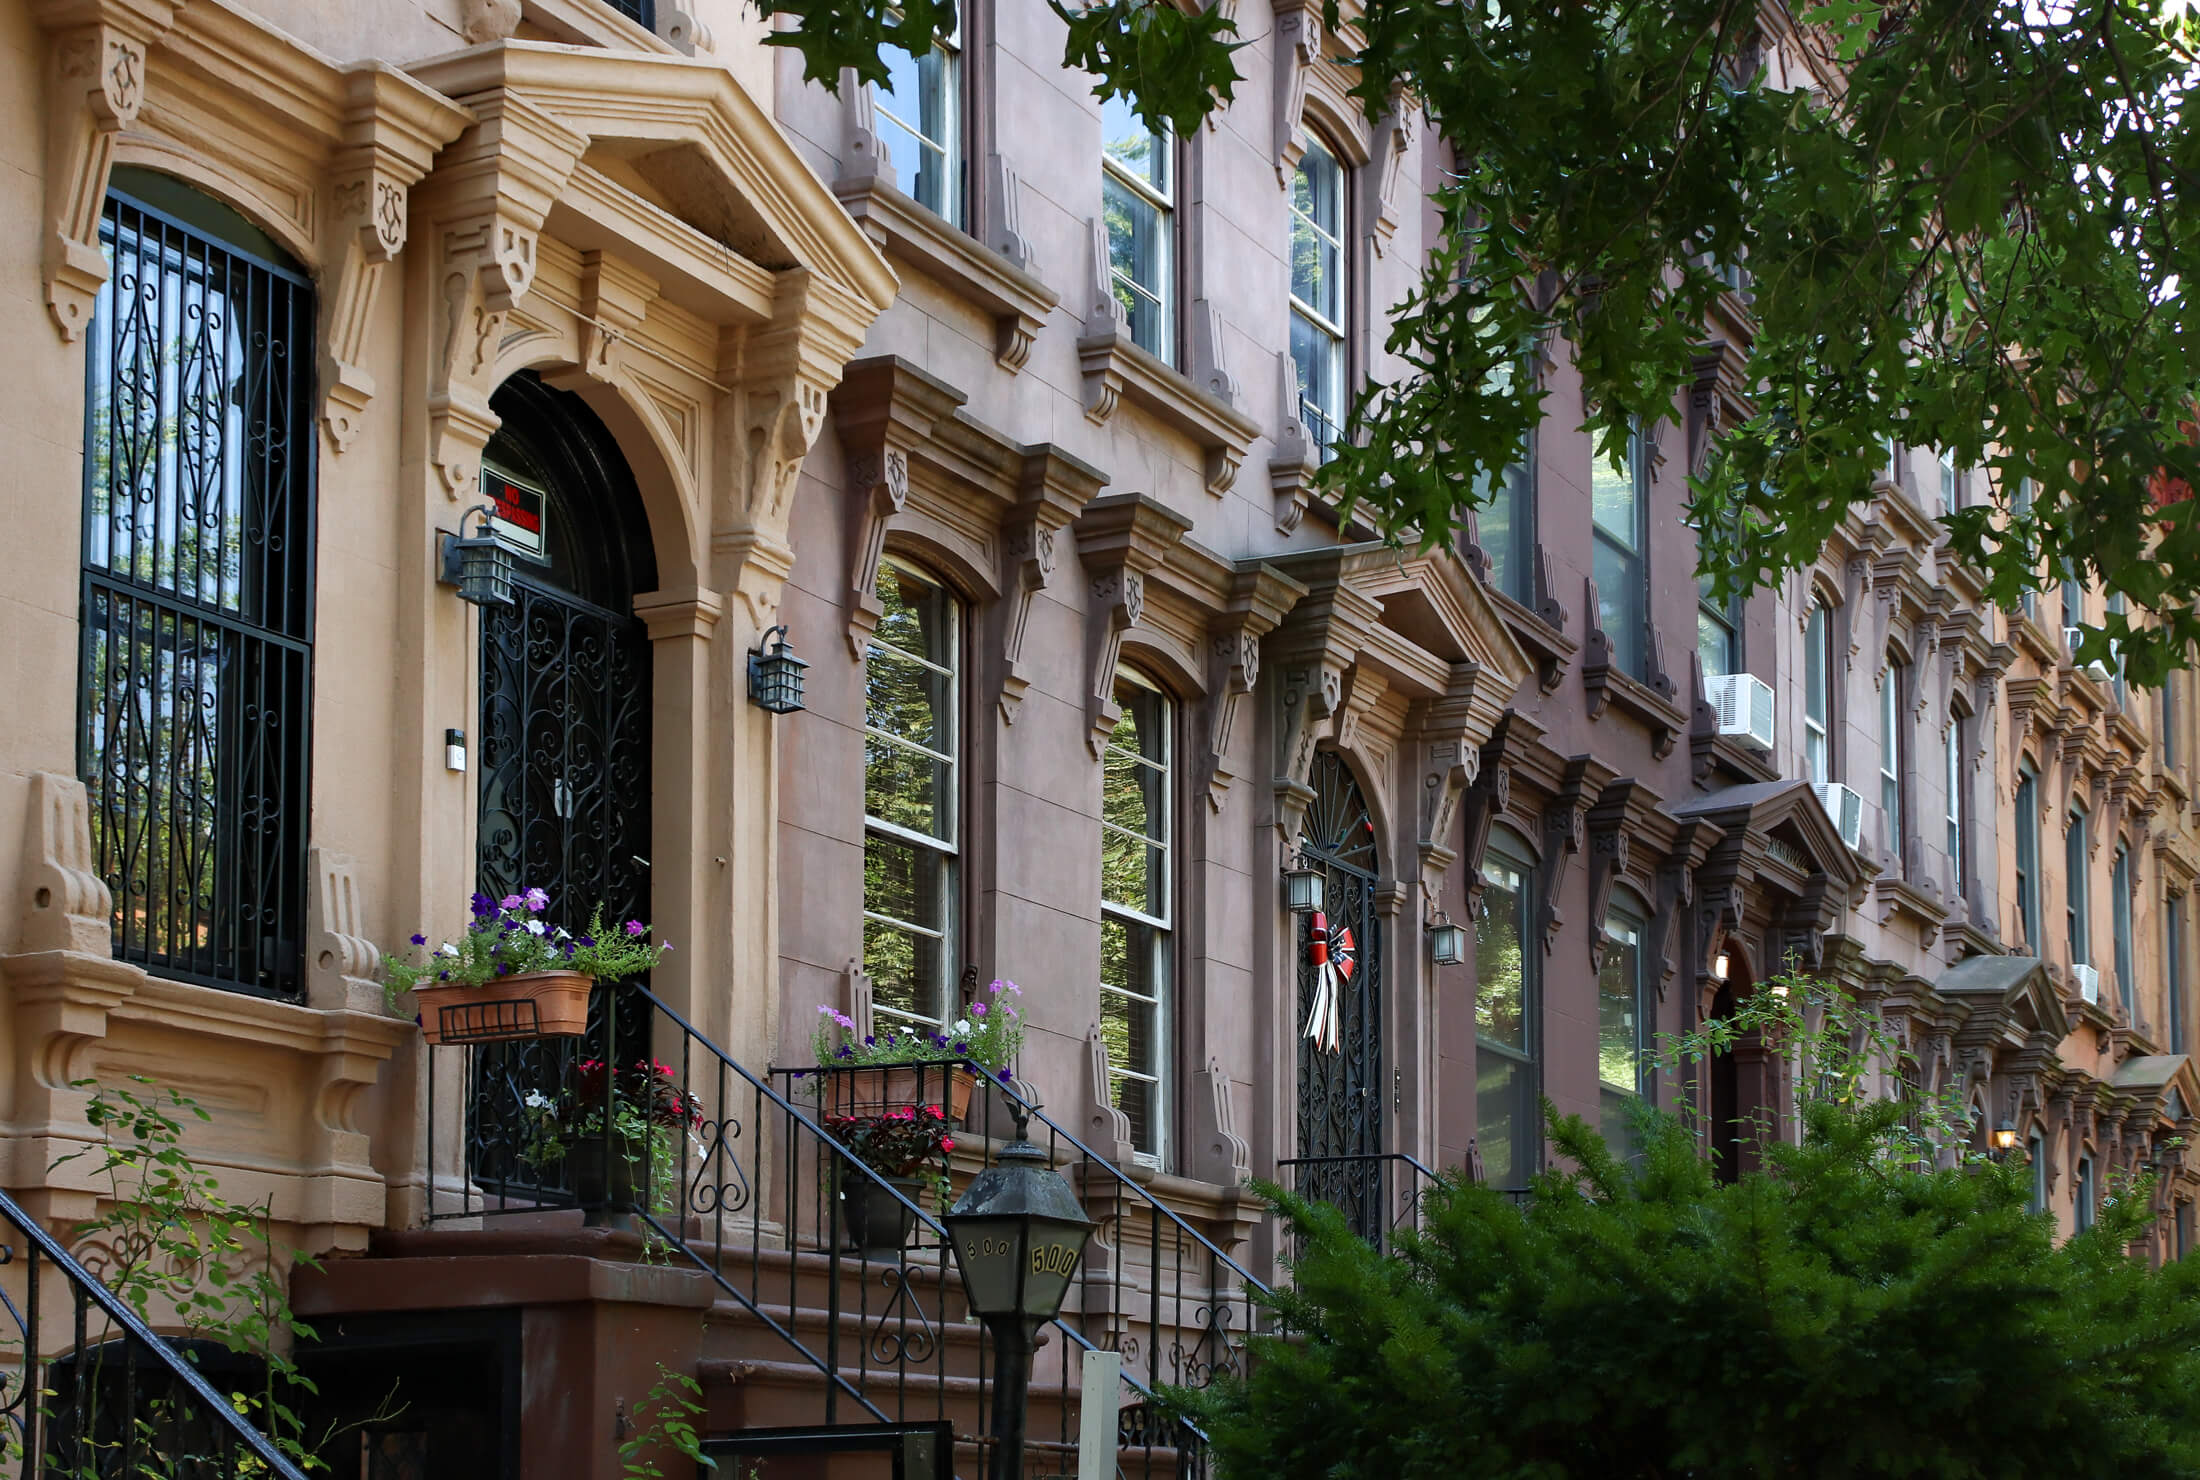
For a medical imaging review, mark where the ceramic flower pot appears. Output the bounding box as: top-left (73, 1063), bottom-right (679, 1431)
top-left (414, 970), bottom-right (594, 1045)
top-left (839, 1172), bottom-right (925, 1258)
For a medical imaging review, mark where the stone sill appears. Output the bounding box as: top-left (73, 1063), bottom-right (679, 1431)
top-left (1076, 328), bottom-right (1259, 496)
top-left (834, 174), bottom-right (1059, 374)
top-left (521, 0), bottom-right (679, 54)
top-left (1584, 658), bottom-right (1686, 760)
top-left (2010, 611), bottom-right (2062, 669)
top-left (1485, 583), bottom-right (1576, 696)
top-left (1875, 871), bottom-right (1950, 932)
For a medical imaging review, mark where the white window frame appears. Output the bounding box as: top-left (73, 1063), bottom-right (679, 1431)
top-left (1099, 666), bottom-right (1173, 1167)
top-left (1880, 658), bottom-right (1904, 864)
top-left (1289, 134), bottom-right (1348, 462)
top-left (872, 20), bottom-right (962, 229)
top-left (1101, 102), bottom-right (1175, 365)
top-left (1804, 601), bottom-right (1831, 783)
top-left (863, 556), bottom-right (961, 1029)
top-left (1944, 716), bottom-right (1963, 885)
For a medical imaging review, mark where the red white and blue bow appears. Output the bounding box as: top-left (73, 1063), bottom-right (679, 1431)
top-left (1304, 910), bottom-right (1355, 1054)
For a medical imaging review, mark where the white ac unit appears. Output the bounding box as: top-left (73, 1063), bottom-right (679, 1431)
top-left (2063, 624), bottom-right (2084, 654)
top-left (2072, 963), bottom-right (2101, 1005)
top-left (1812, 781), bottom-right (1866, 851)
top-left (1705, 672), bottom-right (1776, 751)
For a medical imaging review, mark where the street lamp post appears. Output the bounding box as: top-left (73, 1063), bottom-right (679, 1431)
top-left (943, 1106), bottom-right (1097, 1480)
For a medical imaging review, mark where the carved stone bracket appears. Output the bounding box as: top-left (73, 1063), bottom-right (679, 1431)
top-left (1534, 757), bottom-right (1608, 955)
top-left (843, 957), bottom-right (875, 1043)
top-left (1653, 818), bottom-right (1719, 994)
top-left (574, 249), bottom-right (661, 385)
top-left (984, 153), bottom-right (1035, 273)
top-left (1188, 299), bottom-right (1240, 407)
top-left (1087, 1023), bottom-right (1138, 1166)
top-left (1200, 564), bottom-right (1306, 813)
top-left (1366, 95), bottom-right (1412, 256)
top-left (1270, 350), bottom-right (1321, 536)
top-left (996, 445), bottom-right (1107, 723)
top-left (829, 356), bottom-right (965, 657)
top-left (305, 849), bottom-right (384, 1014)
top-left (1074, 494), bottom-right (1193, 756)
top-left (1267, 573), bottom-right (1383, 841)
top-left (1459, 762), bottom-right (1512, 911)
top-left (1413, 665), bottom-right (1486, 904)
top-left (1272, 0), bottom-right (1321, 185)
top-left (1585, 780), bottom-right (1649, 969)
top-left (38, 1), bottom-right (179, 341)
top-left (19, 772), bottom-right (114, 956)
top-left (1190, 1059), bottom-right (1252, 1184)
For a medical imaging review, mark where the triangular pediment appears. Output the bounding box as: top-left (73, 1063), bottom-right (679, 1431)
top-left (1672, 779), bottom-right (1865, 890)
top-left (1934, 954), bottom-right (2069, 1042)
top-left (1328, 543), bottom-right (1533, 697)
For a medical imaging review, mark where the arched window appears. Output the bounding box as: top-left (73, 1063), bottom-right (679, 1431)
top-left (1597, 889), bottom-right (1652, 1152)
top-left (864, 557), bottom-right (962, 1027)
top-left (1477, 827), bottom-right (1539, 1189)
top-left (1103, 97), bottom-right (1176, 364)
top-left (1803, 600), bottom-right (1833, 783)
top-left (1100, 666), bottom-right (1173, 1165)
top-left (1289, 134), bottom-right (1348, 461)
top-left (80, 171), bottom-right (315, 998)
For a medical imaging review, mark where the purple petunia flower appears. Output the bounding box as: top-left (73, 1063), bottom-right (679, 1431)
top-left (410, 933), bottom-right (427, 946)
top-left (952, 1041), bottom-right (968, 1054)
top-left (625, 920), bottom-right (647, 937)
top-left (438, 970), bottom-right (450, 981)
top-left (578, 936), bottom-right (595, 948)
top-left (864, 1035), bottom-right (876, 1046)
top-left (836, 1045), bottom-right (854, 1059)
top-left (522, 886), bottom-right (549, 911)
top-left (495, 963), bottom-right (510, 975)
top-left (499, 894), bottom-right (524, 911)
top-left (470, 892), bottom-right (495, 919)
top-left (996, 1068), bottom-right (1012, 1083)
top-left (971, 1002), bottom-right (987, 1017)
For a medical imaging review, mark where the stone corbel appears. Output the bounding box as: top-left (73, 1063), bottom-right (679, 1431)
top-left (574, 250), bottom-right (661, 385)
top-left (1653, 857), bottom-right (1693, 995)
top-left (1330, 665), bottom-right (1388, 760)
top-left (1199, 564), bottom-right (1306, 813)
top-left (996, 445), bottom-right (1107, 723)
top-left (1189, 1060), bottom-right (1253, 1184)
top-left (1413, 666), bottom-right (1485, 902)
top-left (1270, 350), bottom-right (1321, 536)
top-left (984, 153), bottom-right (1035, 274)
top-left (1697, 881), bottom-right (1746, 988)
top-left (1458, 762), bottom-right (1511, 911)
top-left (1269, 573), bottom-right (1384, 840)
top-left (19, 772), bottom-right (113, 956)
top-left (1534, 758), bottom-right (1600, 955)
top-left (1086, 1024), bottom-right (1137, 1166)
top-left (843, 957), bottom-right (875, 1045)
top-left (1189, 299), bottom-right (1240, 407)
top-left (1081, 218), bottom-right (1130, 421)
top-left (38, 1), bottom-right (177, 342)
top-left (1273, 0), bottom-right (1321, 186)
top-left (1581, 575), bottom-right (1615, 720)
top-left (1365, 96), bottom-right (1412, 258)
top-left (829, 356), bottom-right (964, 656)
top-left (1074, 494), bottom-right (1193, 756)
top-left (305, 849), bottom-right (384, 1015)
top-left (1585, 780), bottom-right (1646, 970)
top-left (839, 66), bottom-right (896, 190)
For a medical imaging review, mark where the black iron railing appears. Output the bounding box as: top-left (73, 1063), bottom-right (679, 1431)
top-left (428, 984), bottom-right (1264, 1476)
top-left (0, 1184), bottom-right (307, 1477)
top-left (1277, 1152), bottom-right (1437, 1254)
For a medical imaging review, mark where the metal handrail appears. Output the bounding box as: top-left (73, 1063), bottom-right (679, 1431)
top-left (0, 1182), bottom-right (307, 1478)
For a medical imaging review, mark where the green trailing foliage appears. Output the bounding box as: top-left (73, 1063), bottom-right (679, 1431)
top-left (765, 1), bottom-right (2200, 680)
top-left (1178, 1099), bottom-right (2200, 1478)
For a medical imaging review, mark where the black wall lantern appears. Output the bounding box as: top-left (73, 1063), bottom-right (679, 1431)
top-left (943, 1106), bottom-right (1096, 1480)
top-left (439, 504), bottom-right (515, 607)
top-left (747, 624), bottom-right (808, 714)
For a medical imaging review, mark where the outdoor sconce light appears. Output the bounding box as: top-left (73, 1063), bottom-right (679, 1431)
top-left (1991, 1121), bottom-right (2020, 1157)
top-left (1282, 855), bottom-right (1324, 915)
top-left (943, 1105), bottom-right (1097, 1480)
top-left (438, 505), bottom-right (516, 608)
top-left (444, 728), bottom-right (467, 774)
top-left (1712, 949), bottom-right (1732, 982)
top-left (1428, 913), bottom-right (1468, 966)
top-left (747, 625), bottom-right (809, 714)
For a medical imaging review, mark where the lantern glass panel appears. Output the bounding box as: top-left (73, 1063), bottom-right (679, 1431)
top-left (947, 1219), bottom-right (1026, 1317)
top-left (1283, 864), bottom-right (1323, 914)
top-left (1430, 920), bottom-right (1467, 965)
top-left (1018, 1216), bottom-right (1093, 1318)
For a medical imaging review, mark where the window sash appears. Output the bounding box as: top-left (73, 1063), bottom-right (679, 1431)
top-left (2113, 849), bottom-right (2134, 1012)
top-left (2016, 772), bottom-right (2041, 949)
top-left (1804, 604), bottom-right (1830, 783)
top-left (2170, 898), bottom-right (2187, 1055)
top-left (1945, 722), bottom-right (1963, 872)
top-left (2067, 810), bottom-right (2090, 966)
top-left (1101, 670), bottom-right (1172, 1163)
top-left (874, 34), bottom-right (962, 227)
top-left (1880, 665), bottom-right (1903, 858)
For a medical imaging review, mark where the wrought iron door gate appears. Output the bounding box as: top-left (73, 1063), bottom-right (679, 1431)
top-left (1294, 750), bottom-right (1385, 1237)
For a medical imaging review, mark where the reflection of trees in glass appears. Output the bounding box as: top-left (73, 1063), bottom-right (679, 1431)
top-left (864, 563), bottom-right (958, 1023)
top-left (1099, 673), bottom-right (1169, 1156)
top-left (1475, 875), bottom-right (1525, 1044)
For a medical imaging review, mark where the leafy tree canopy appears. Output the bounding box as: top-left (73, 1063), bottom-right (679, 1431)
top-left (1181, 1103), bottom-right (2200, 1479)
top-left (765, 0), bottom-right (2200, 680)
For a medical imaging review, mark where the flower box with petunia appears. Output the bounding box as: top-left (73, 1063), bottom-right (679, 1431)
top-left (802, 979), bottom-right (1025, 1121)
top-left (383, 889), bottom-right (669, 1045)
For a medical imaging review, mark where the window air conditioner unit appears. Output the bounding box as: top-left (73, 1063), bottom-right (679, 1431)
top-left (2071, 963), bottom-right (2101, 1005)
top-left (1812, 781), bottom-right (1865, 852)
top-left (1705, 673), bottom-right (1776, 751)
top-left (2063, 626), bottom-right (2114, 682)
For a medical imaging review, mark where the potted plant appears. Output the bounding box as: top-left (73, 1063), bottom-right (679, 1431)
top-left (383, 889), bottom-right (668, 1045)
top-left (515, 1056), bottom-right (702, 1222)
top-left (824, 1103), bottom-right (957, 1256)
top-left (806, 978), bottom-right (1026, 1121)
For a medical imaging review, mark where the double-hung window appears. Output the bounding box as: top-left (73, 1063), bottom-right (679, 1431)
top-left (1880, 658), bottom-right (1906, 866)
top-left (2112, 844), bottom-right (2134, 1016)
top-left (2106, 592), bottom-right (2129, 706)
top-left (1289, 137), bottom-right (1347, 461)
top-left (1099, 669), bottom-right (1173, 1166)
top-left (1938, 449), bottom-right (1961, 512)
top-left (2062, 570), bottom-right (2084, 652)
top-left (864, 559), bottom-right (961, 1027)
top-left (1474, 349), bottom-right (1537, 605)
top-left (2067, 803), bottom-right (2091, 970)
top-left (2015, 767), bottom-right (2041, 950)
top-left (2027, 1132), bottom-right (2047, 1214)
top-left (2077, 1156), bottom-right (2097, 1232)
top-left (874, 20), bottom-right (962, 227)
top-left (1590, 429), bottom-right (1649, 678)
top-left (2171, 894), bottom-right (2189, 1055)
top-left (1697, 565), bottom-right (1739, 679)
top-left (1476, 832), bottom-right (1539, 1189)
top-left (1945, 716), bottom-right (1966, 898)
top-left (80, 180), bottom-right (316, 998)
top-left (2165, 674), bottom-right (2181, 774)
top-left (1597, 899), bottom-right (1650, 1152)
top-left (2014, 477), bottom-right (2039, 622)
top-left (1804, 602), bottom-right (1832, 783)
top-left (1102, 97), bottom-right (1175, 363)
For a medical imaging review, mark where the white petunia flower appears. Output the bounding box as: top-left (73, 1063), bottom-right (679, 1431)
top-left (526, 920), bottom-right (547, 936)
top-left (953, 1019), bottom-right (973, 1036)
top-left (438, 943), bottom-right (460, 957)
top-left (524, 1091), bottom-right (552, 1110)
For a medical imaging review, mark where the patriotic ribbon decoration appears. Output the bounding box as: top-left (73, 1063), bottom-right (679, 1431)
top-left (1303, 909), bottom-right (1356, 1053)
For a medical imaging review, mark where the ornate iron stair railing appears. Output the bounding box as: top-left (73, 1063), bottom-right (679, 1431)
top-left (431, 983), bottom-right (1262, 1476)
top-left (1276, 1150), bottom-right (1438, 1253)
top-left (0, 1183), bottom-right (308, 1478)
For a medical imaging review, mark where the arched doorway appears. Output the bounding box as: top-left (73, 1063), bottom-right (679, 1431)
top-left (464, 371), bottom-right (657, 1202)
top-left (1294, 750), bottom-right (1386, 1235)
top-left (1705, 941), bottom-right (1774, 1185)
top-left (475, 371), bottom-right (656, 939)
